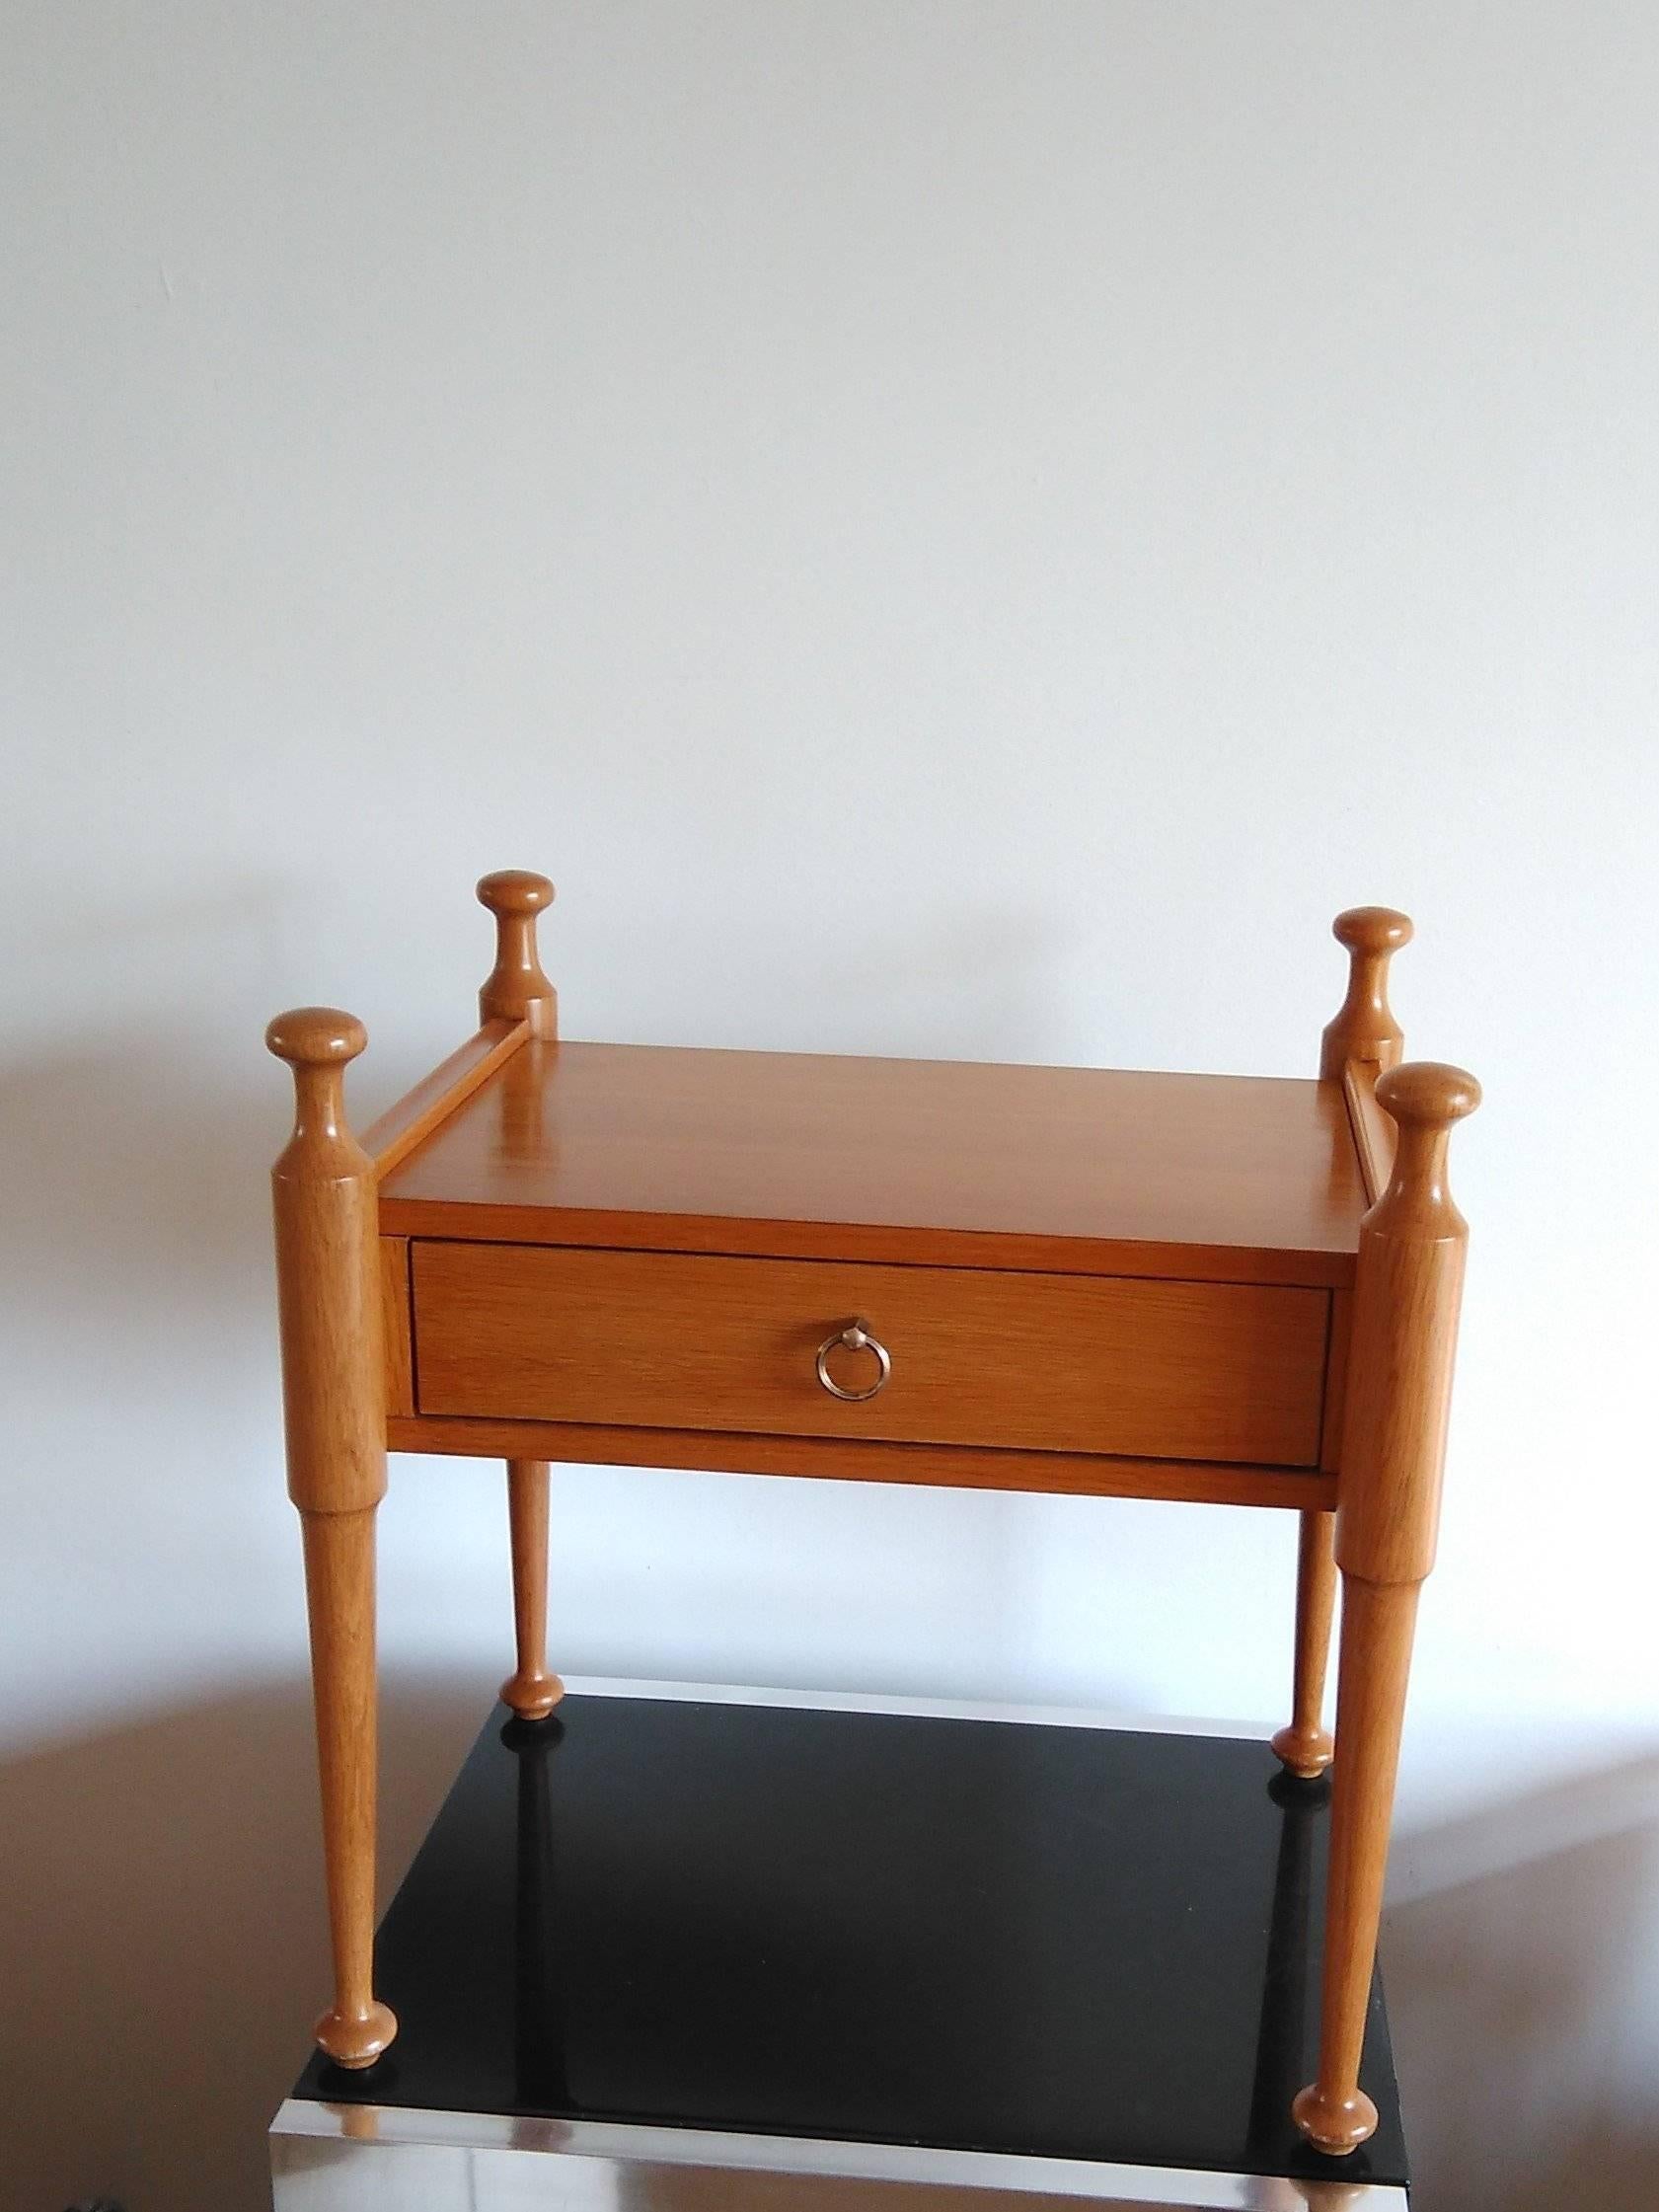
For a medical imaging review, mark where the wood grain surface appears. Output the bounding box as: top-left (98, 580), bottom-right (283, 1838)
top-left (266, 1006), bottom-right (396, 2069)
top-left (1297, 1058), bottom-right (1480, 2153)
top-left (362, 1019), bottom-right (528, 1180)
top-left (379, 1041), bottom-right (1366, 1285)
top-left (384, 1411), bottom-right (1335, 1511)
top-left (378, 1236), bottom-right (415, 1418)
top-left (411, 1241), bottom-right (1330, 1467)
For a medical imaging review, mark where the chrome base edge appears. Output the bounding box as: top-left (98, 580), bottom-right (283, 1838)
top-left (269, 2100), bottom-right (1406, 2211)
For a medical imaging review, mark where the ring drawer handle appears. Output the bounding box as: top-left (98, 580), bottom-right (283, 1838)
top-left (815, 1319), bottom-right (891, 1403)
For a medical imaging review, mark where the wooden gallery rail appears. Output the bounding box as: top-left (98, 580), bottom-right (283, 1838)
top-left (266, 876), bottom-right (1477, 2157)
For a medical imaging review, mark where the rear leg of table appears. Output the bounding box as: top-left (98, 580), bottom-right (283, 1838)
top-left (501, 1458), bottom-right (565, 1720)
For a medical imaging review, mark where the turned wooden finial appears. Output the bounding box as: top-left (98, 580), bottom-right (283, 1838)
top-left (478, 870), bottom-right (557, 1036)
top-left (1371, 1059), bottom-right (1480, 1228)
top-left (1320, 907), bottom-right (1412, 1080)
top-left (1375, 1058), bottom-right (1481, 1131)
top-left (266, 1007), bottom-right (371, 1159)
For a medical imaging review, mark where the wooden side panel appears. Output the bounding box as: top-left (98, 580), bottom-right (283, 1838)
top-left (379, 1236), bottom-right (415, 1418)
top-left (411, 1243), bottom-right (1330, 1469)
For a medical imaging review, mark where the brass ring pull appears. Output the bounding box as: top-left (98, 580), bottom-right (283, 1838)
top-left (814, 1319), bottom-right (891, 1403)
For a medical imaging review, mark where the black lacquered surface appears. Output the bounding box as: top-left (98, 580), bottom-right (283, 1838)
top-left (294, 1695), bottom-right (1407, 2188)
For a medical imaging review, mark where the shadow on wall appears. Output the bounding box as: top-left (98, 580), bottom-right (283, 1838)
top-left (1387, 1755), bottom-right (1659, 2212)
top-left (0, 1672), bottom-right (483, 2212)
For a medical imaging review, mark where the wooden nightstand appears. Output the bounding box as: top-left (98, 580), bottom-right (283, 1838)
top-left (267, 876), bottom-right (1476, 2157)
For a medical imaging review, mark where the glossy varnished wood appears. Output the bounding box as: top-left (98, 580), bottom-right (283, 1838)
top-left (1341, 1060), bottom-right (1396, 1206)
top-left (1295, 1574), bottom-right (1420, 2155)
top-left (1332, 1064), bottom-right (1478, 1588)
top-left (379, 1043), bottom-right (1367, 1286)
top-left (477, 871), bottom-right (558, 1036)
top-left (267, 1008), bottom-right (396, 2071)
top-left (412, 1243), bottom-right (1331, 1467)
top-left (1295, 1060), bottom-right (1479, 2154)
top-left (386, 1412), bottom-right (1337, 1510)
top-left (379, 1237), bottom-right (415, 1418)
top-left (1271, 1510), bottom-right (1337, 1779)
top-left (500, 1459), bottom-right (564, 1720)
top-left (1270, 907), bottom-right (1409, 1790)
top-left (297, 1505), bottom-right (395, 2070)
top-left (1271, 1282), bottom-right (1352, 1778)
top-left (1270, 904), bottom-right (1409, 1790)
top-left (1319, 907), bottom-right (1411, 1082)
top-left (362, 1020), bottom-right (529, 1179)
top-left (268, 1011), bottom-right (387, 1520)
top-left (271, 873), bottom-right (1478, 2150)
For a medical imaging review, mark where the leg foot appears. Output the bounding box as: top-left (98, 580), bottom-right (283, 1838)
top-left (315, 1998), bottom-right (399, 2071)
top-left (501, 1459), bottom-right (565, 1720)
top-left (1291, 2084), bottom-right (1379, 2157)
top-left (1270, 1721), bottom-right (1333, 1781)
top-left (1272, 1508), bottom-right (1336, 1779)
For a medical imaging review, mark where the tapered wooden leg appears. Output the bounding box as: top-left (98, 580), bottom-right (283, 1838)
top-left (1293, 1575), bottom-right (1419, 2152)
top-left (1292, 1053), bottom-right (1479, 2154)
top-left (1271, 1509), bottom-right (1336, 1779)
top-left (268, 1007), bottom-right (397, 2068)
top-left (501, 1459), bottom-right (565, 1720)
top-left (300, 1505), bottom-right (397, 2068)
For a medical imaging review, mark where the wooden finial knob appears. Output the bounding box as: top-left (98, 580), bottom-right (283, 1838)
top-left (1374, 1060), bottom-right (1481, 1130)
top-left (266, 1008), bottom-right (369, 1159)
top-left (1320, 905), bottom-right (1413, 1079)
top-left (1292, 2083), bottom-right (1381, 2158)
top-left (477, 871), bottom-right (557, 1035)
top-left (1373, 1061), bottom-right (1479, 1232)
top-left (478, 870), bottom-right (556, 923)
top-left (265, 1007), bottom-right (368, 1068)
top-left (1332, 906), bottom-right (1413, 960)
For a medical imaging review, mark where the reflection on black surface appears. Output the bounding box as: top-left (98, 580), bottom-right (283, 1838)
top-left (502, 1713), bottom-right (568, 2109)
top-left (1246, 1767), bottom-right (1329, 2158)
top-left (295, 1697), bottom-right (1407, 2188)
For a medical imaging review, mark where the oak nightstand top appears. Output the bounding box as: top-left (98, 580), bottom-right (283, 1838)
top-left (376, 1039), bottom-right (1366, 1286)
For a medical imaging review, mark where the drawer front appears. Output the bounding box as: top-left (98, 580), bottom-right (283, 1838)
top-left (411, 1244), bottom-right (1328, 1467)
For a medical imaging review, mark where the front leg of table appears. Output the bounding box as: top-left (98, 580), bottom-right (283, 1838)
top-left (298, 1501), bottom-right (396, 2067)
top-left (1294, 1062), bottom-right (1478, 2153)
top-left (1295, 1572), bottom-right (1421, 2150)
top-left (267, 1007), bottom-right (397, 2071)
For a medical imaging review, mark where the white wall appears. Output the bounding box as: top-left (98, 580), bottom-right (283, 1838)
top-left (3, 6), bottom-right (1656, 2208)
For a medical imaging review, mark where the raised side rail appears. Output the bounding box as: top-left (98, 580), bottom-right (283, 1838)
top-left (1340, 1055), bottom-right (1397, 1207)
top-left (363, 1018), bottom-right (529, 1180)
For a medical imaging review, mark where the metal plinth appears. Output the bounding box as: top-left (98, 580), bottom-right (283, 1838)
top-left (270, 2100), bottom-right (1405, 2209)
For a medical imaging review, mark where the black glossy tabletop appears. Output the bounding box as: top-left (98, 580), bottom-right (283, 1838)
top-left (293, 1693), bottom-right (1407, 2189)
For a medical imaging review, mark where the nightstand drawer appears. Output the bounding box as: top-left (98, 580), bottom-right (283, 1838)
top-left (410, 1243), bottom-right (1328, 1466)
